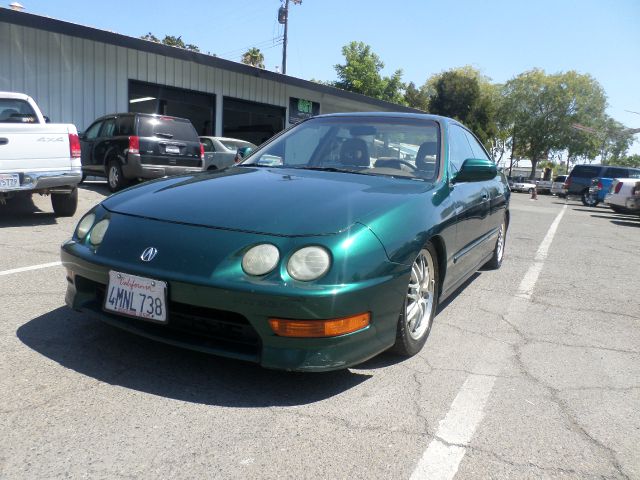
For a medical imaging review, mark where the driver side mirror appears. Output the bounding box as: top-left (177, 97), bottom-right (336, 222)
top-left (43, 116), bottom-right (51, 123)
top-left (453, 158), bottom-right (497, 183)
top-left (78, 132), bottom-right (87, 141)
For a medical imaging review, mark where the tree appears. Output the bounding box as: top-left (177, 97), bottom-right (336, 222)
top-left (404, 82), bottom-right (429, 111)
top-left (332, 41), bottom-right (406, 104)
top-left (426, 68), bottom-right (497, 150)
top-left (614, 153), bottom-right (640, 168)
top-left (140, 33), bottom-right (200, 52)
top-left (503, 69), bottom-right (608, 178)
top-left (241, 48), bottom-right (265, 69)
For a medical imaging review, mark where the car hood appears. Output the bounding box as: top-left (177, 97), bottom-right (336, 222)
top-left (102, 167), bottom-right (433, 236)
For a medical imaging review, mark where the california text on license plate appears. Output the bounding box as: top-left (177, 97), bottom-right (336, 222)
top-left (104, 271), bottom-right (168, 323)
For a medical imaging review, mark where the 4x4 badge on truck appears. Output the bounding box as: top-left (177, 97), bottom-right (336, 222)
top-left (140, 247), bottom-right (158, 262)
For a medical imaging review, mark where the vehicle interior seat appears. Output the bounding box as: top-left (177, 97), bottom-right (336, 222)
top-left (339, 138), bottom-right (370, 167)
top-left (415, 141), bottom-right (438, 179)
top-left (0, 108), bottom-right (19, 121)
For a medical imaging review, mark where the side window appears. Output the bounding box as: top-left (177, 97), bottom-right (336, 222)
top-left (116, 116), bottom-right (135, 136)
top-left (448, 125), bottom-right (473, 173)
top-left (100, 118), bottom-right (116, 138)
top-left (604, 167), bottom-right (628, 178)
top-left (84, 121), bottom-right (103, 140)
top-left (463, 129), bottom-right (491, 161)
top-left (201, 138), bottom-right (214, 152)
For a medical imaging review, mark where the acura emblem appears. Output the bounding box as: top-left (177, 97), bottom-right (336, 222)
top-left (140, 247), bottom-right (158, 262)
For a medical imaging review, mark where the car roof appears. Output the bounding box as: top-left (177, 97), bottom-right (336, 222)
top-left (315, 111), bottom-right (462, 126)
top-left (0, 91), bottom-right (31, 101)
top-left (92, 113), bottom-right (190, 122)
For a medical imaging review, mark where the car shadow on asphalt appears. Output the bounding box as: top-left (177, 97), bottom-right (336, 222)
top-left (610, 220), bottom-right (640, 228)
top-left (17, 306), bottom-right (371, 407)
top-left (0, 195), bottom-right (57, 227)
top-left (79, 181), bottom-right (110, 195)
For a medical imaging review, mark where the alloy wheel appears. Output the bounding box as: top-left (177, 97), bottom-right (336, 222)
top-left (406, 249), bottom-right (436, 340)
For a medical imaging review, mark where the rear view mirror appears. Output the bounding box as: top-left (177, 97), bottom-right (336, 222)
top-left (453, 158), bottom-right (497, 183)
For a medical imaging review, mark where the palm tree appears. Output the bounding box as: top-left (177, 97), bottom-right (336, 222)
top-left (241, 48), bottom-right (265, 69)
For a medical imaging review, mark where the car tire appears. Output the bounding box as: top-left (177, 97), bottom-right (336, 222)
top-left (391, 243), bottom-right (439, 357)
top-left (528, 188), bottom-right (534, 194)
top-left (51, 187), bottom-right (78, 217)
top-left (484, 217), bottom-right (507, 270)
top-left (581, 190), bottom-right (598, 207)
top-left (107, 160), bottom-right (128, 193)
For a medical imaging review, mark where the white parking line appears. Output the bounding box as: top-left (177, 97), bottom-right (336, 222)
top-left (410, 205), bottom-right (568, 480)
top-left (0, 261), bottom-right (62, 277)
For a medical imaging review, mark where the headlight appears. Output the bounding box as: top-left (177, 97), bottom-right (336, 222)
top-left (242, 244), bottom-right (280, 276)
top-left (288, 246), bottom-right (331, 281)
top-left (89, 219), bottom-right (110, 246)
top-left (76, 213), bottom-right (95, 240)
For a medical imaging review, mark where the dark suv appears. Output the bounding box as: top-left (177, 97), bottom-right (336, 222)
top-left (80, 113), bottom-right (204, 192)
top-left (565, 164), bottom-right (640, 205)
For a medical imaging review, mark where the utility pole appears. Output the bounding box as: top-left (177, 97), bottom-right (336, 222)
top-left (278, 0), bottom-right (301, 75)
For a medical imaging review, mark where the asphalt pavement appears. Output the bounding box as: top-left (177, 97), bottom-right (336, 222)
top-left (1, 184), bottom-right (638, 479)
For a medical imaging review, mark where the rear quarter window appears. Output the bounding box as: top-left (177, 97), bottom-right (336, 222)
top-left (137, 117), bottom-right (199, 141)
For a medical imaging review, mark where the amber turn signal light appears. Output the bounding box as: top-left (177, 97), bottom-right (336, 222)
top-left (268, 312), bottom-right (370, 338)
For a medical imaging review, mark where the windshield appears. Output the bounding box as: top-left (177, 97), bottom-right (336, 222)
top-left (221, 140), bottom-right (255, 151)
top-left (242, 116), bottom-right (440, 181)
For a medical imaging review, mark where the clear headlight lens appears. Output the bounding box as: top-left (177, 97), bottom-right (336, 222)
top-left (89, 219), bottom-right (110, 246)
top-left (242, 244), bottom-right (280, 276)
top-left (288, 246), bottom-right (331, 281)
top-left (76, 213), bottom-right (95, 240)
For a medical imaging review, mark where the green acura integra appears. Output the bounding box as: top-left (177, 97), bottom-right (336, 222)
top-left (61, 113), bottom-right (510, 371)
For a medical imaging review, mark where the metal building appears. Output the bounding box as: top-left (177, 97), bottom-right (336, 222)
top-left (0, 8), bottom-right (416, 144)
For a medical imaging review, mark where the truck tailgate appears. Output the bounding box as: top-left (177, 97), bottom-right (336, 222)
top-left (0, 124), bottom-right (74, 172)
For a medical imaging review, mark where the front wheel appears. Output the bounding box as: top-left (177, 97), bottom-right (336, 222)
top-left (51, 188), bottom-right (78, 217)
top-left (392, 243), bottom-right (439, 356)
top-left (484, 218), bottom-right (507, 269)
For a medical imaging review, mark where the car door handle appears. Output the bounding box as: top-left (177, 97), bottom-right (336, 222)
top-left (482, 193), bottom-right (488, 200)
top-left (0, 138), bottom-right (8, 146)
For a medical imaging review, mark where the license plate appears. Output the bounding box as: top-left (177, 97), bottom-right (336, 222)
top-left (104, 271), bottom-right (168, 323)
top-left (166, 145), bottom-right (180, 154)
top-left (0, 173), bottom-right (20, 189)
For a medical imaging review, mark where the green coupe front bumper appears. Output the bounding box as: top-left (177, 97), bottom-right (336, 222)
top-left (61, 244), bottom-right (408, 372)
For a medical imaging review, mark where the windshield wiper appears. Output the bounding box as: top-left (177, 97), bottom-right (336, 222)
top-left (155, 132), bottom-right (174, 139)
top-left (291, 166), bottom-right (370, 175)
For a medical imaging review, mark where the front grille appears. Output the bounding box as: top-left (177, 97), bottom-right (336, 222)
top-left (78, 276), bottom-right (261, 360)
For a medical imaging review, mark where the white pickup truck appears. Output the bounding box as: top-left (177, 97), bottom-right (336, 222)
top-left (0, 92), bottom-right (82, 216)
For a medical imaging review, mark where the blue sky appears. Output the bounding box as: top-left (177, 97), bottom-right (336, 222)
top-left (15, 0), bottom-right (640, 154)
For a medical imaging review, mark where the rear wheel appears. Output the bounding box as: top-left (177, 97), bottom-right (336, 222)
top-left (528, 188), bottom-right (534, 194)
top-left (107, 160), bottom-right (128, 192)
top-left (392, 243), bottom-right (439, 356)
top-left (51, 187), bottom-right (78, 217)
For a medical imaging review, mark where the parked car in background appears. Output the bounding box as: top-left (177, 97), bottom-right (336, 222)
top-left (535, 179), bottom-right (552, 194)
top-left (510, 178), bottom-right (537, 193)
top-left (564, 164), bottom-right (640, 206)
top-left (80, 113), bottom-right (204, 192)
top-left (0, 91), bottom-right (81, 216)
top-left (61, 113), bottom-right (510, 371)
top-left (550, 175), bottom-right (567, 197)
top-left (604, 178), bottom-right (640, 214)
top-left (199, 136), bottom-right (256, 171)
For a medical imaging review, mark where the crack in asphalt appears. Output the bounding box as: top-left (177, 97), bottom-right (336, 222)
top-left (498, 310), bottom-right (632, 480)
